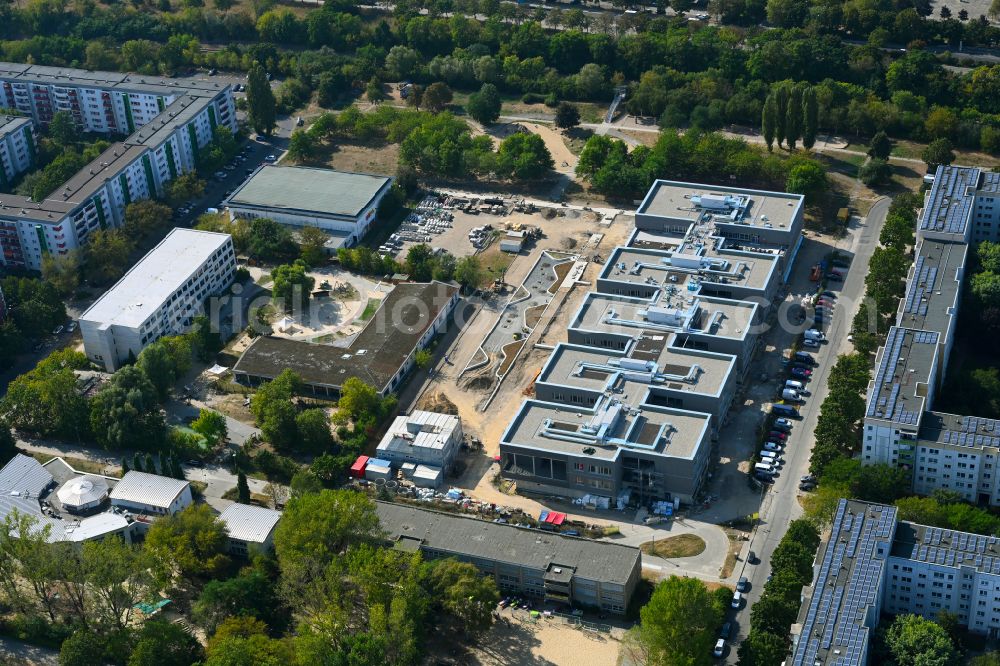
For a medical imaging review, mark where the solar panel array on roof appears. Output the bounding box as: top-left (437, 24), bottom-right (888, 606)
top-left (907, 524), bottom-right (1000, 574)
top-left (868, 328), bottom-right (906, 418)
top-left (920, 166), bottom-right (980, 235)
top-left (982, 171), bottom-right (1000, 192)
top-left (792, 501), bottom-right (898, 666)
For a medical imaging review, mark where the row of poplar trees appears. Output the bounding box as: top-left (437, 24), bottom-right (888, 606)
top-left (762, 82), bottom-right (819, 151)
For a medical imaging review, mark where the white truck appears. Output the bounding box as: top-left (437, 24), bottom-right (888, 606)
top-left (804, 328), bottom-right (825, 341)
top-left (782, 388), bottom-right (802, 402)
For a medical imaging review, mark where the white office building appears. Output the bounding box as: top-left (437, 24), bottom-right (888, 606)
top-left (0, 115), bottom-right (34, 187)
top-left (109, 471), bottom-right (193, 516)
top-left (79, 229), bottom-right (235, 371)
top-left (225, 166), bottom-right (393, 249)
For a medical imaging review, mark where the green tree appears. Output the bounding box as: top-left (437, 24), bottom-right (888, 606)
top-left (274, 489), bottom-right (382, 568)
top-left (802, 87), bottom-right (818, 150)
top-left (290, 469), bottom-right (323, 497)
top-left (60, 629), bottom-right (112, 666)
top-left (129, 621), bottom-right (204, 666)
top-left (786, 160), bottom-right (828, 202)
top-left (285, 128), bottom-right (315, 163)
top-left (47, 110), bottom-right (79, 147)
top-left (766, 0), bottom-right (809, 26)
top-left (635, 576), bottom-right (724, 666)
top-left (165, 172), bottom-right (206, 206)
top-left (454, 255), bottom-right (483, 290)
top-left (237, 472), bottom-right (251, 504)
top-left (192, 409), bottom-right (229, 446)
top-left (295, 409), bottom-right (332, 452)
top-left (246, 63), bottom-right (277, 136)
top-left (762, 93), bottom-right (777, 152)
top-left (337, 377), bottom-right (380, 420)
top-left (82, 535), bottom-right (161, 631)
top-left (194, 570), bottom-right (286, 634)
top-left (885, 614), bottom-right (959, 666)
top-left (1, 349), bottom-right (89, 439)
top-left (270, 260), bottom-right (315, 312)
top-left (124, 200), bottom-right (173, 238)
top-left (145, 504), bottom-right (230, 581)
top-left (190, 314), bottom-right (224, 362)
top-left (298, 226), bottom-right (328, 267)
top-left (414, 348), bottom-right (433, 369)
top-left (90, 365), bottom-right (165, 450)
top-left (785, 84), bottom-right (804, 149)
top-left (554, 101), bottom-right (581, 130)
top-left (737, 630), bottom-right (788, 666)
top-left (922, 138), bottom-right (955, 170)
top-left (136, 342), bottom-right (179, 401)
top-left (868, 130), bottom-right (893, 159)
top-left (497, 132), bottom-right (554, 180)
top-left (205, 617), bottom-right (294, 666)
top-left (423, 82), bottom-right (453, 112)
top-left (41, 251), bottom-right (81, 297)
top-left (426, 559), bottom-right (500, 635)
top-left (467, 83), bottom-right (503, 125)
top-left (859, 158), bottom-right (892, 186)
top-left (85, 229), bottom-right (133, 285)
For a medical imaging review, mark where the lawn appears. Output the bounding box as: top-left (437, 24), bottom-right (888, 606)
top-left (359, 298), bottom-right (382, 321)
top-left (476, 242), bottom-right (515, 288)
top-left (639, 533), bottom-right (707, 558)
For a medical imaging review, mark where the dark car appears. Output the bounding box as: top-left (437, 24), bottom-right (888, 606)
top-left (748, 551), bottom-right (758, 564)
top-left (737, 577), bottom-right (750, 592)
top-left (799, 481), bottom-right (817, 491)
top-left (719, 622), bottom-right (732, 640)
top-left (772, 422), bottom-right (792, 433)
top-left (826, 273), bottom-right (844, 282)
top-left (794, 351), bottom-right (815, 364)
top-left (822, 291), bottom-right (837, 298)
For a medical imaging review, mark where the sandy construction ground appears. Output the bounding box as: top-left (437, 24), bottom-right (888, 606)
top-left (458, 612), bottom-right (621, 666)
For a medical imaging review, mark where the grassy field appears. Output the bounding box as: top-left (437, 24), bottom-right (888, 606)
top-left (359, 298), bottom-right (382, 321)
top-left (639, 533), bottom-right (707, 558)
top-left (476, 243), bottom-right (515, 288)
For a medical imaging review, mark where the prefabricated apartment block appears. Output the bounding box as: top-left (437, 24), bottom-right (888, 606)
top-left (0, 63), bottom-right (236, 271)
top-left (224, 165), bottom-right (393, 249)
top-left (0, 115), bottom-right (34, 188)
top-left (499, 181), bottom-right (804, 506)
top-left (791, 499), bottom-right (1000, 665)
top-left (862, 166), bottom-right (1000, 505)
top-left (79, 229), bottom-right (235, 371)
top-left (376, 500), bottom-right (642, 614)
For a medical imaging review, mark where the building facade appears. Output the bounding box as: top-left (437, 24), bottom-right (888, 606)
top-left (225, 166), bottom-right (393, 249)
top-left (79, 229), bottom-right (235, 371)
top-left (0, 63), bottom-right (236, 271)
top-left (499, 180), bottom-right (802, 507)
top-left (375, 501), bottom-right (642, 615)
top-left (375, 410), bottom-right (463, 470)
top-left (0, 115), bottom-right (34, 187)
top-left (862, 167), bottom-right (1000, 506)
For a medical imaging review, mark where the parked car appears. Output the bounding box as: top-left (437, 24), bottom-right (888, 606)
top-left (799, 481), bottom-right (817, 491)
top-left (731, 591), bottom-right (742, 609)
top-left (768, 431), bottom-right (787, 441)
top-left (791, 367), bottom-right (813, 378)
top-left (822, 290), bottom-right (837, 298)
top-left (51, 325), bottom-right (64, 335)
top-left (719, 622), bottom-right (732, 640)
top-left (801, 474), bottom-right (817, 483)
top-left (185, 459), bottom-right (204, 468)
top-left (773, 419), bottom-right (793, 431)
top-left (794, 351), bottom-right (815, 364)
top-left (714, 639), bottom-right (725, 658)
top-left (737, 576), bottom-right (750, 592)
top-left (764, 441), bottom-right (782, 452)
top-left (264, 154), bottom-right (277, 162)
top-left (803, 338), bottom-right (820, 348)
top-left (67, 322), bottom-right (77, 333)
top-left (826, 272), bottom-right (844, 282)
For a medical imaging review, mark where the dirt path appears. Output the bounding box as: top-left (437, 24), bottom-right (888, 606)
top-left (520, 122), bottom-right (579, 176)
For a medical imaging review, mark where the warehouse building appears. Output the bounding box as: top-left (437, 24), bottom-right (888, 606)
top-left (861, 167), bottom-right (1000, 505)
top-left (219, 503), bottom-right (282, 557)
top-left (0, 115), bottom-right (34, 187)
top-left (79, 229), bottom-right (235, 371)
top-left (233, 281), bottom-right (459, 397)
top-left (109, 471), bottom-right (192, 516)
top-left (375, 501), bottom-right (642, 615)
top-left (225, 166), bottom-right (393, 249)
top-left (0, 63), bottom-right (236, 271)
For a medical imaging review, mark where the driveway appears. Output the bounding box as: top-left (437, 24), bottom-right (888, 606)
top-left (725, 199), bottom-right (891, 658)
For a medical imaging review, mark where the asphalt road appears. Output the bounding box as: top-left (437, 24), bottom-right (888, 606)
top-left (726, 197), bottom-right (891, 661)
top-left (0, 636), bottom-right (58, 666)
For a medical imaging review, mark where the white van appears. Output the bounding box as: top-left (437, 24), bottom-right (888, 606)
top-left (804, 328), bottom-right (825, 341)
top-left (785, 380), bottom-right (804, 390)
top-left (754, 462), bottom-right (774, 474)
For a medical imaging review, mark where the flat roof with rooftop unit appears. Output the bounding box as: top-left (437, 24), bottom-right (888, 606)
top-left (864, 326), bottom-right (941, 430)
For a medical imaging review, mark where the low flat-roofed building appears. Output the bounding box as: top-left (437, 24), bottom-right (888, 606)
top-left (79, 229), bottom-right (235, 371)
top-left (219, 503), bottom-right (282, 557)
top-left (600, 234), bottom-right (779, 304)
top-left (500, 394), bottom-right (712, 504)
top-left (375, 410), bottom-right (463, 470)
top-left (233, 281), bottom-right (459, 397)
top-left (375, 500), bottom-right (642, 614)
top-left (225, 166), bottom-right (393, 248)
top-left (535, 340), bottom-right (737, 429)
top-left (109, 471), bottom-right (192, 516)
